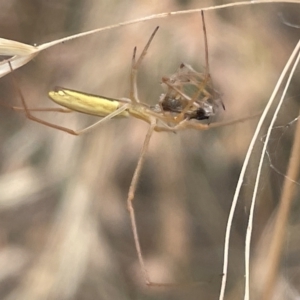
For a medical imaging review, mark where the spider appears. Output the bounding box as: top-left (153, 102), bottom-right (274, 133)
top-left (4, 11), bottom-right (257, 287)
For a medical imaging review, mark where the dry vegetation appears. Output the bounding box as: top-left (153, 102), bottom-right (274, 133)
top-left (0, 1), bottom-right (299, 299)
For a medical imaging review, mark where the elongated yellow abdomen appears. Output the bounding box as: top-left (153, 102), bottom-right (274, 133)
top-left (48, 87), bottom-right (130, 118)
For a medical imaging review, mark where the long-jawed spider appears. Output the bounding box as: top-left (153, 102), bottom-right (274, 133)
top-left (4, 11), bottom-right (257, 287)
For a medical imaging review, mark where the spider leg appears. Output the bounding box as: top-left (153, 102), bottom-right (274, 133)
top-left (130, 27), bottom-right (159, 103)
top-left (176, 11), bottom-right (211, 121)
top-left (127, 117), bottom-right (193, 287)
top-left (8, 61), bottom-right (130, 135)
top-left (126, 118), bottom-right (155, 285)
top-left (154, 111), bottom-right (261, 133)
top-left (0, 101), bottom-right (73, 113)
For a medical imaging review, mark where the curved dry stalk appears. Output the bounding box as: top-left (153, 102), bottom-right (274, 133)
top-left (256, 54), bottom-right (300, 300)
top-left (219, 39), bottom-right (300, 300)
top-left (1, 1), bottom-right (299, 78)
top-left (37, 0), bottom-right (300, 52)
top-left (245, 44), bottom-right (300, 300)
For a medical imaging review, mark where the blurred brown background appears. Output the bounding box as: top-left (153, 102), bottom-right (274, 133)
top-left (0, 1), bottom-right (299, 299)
